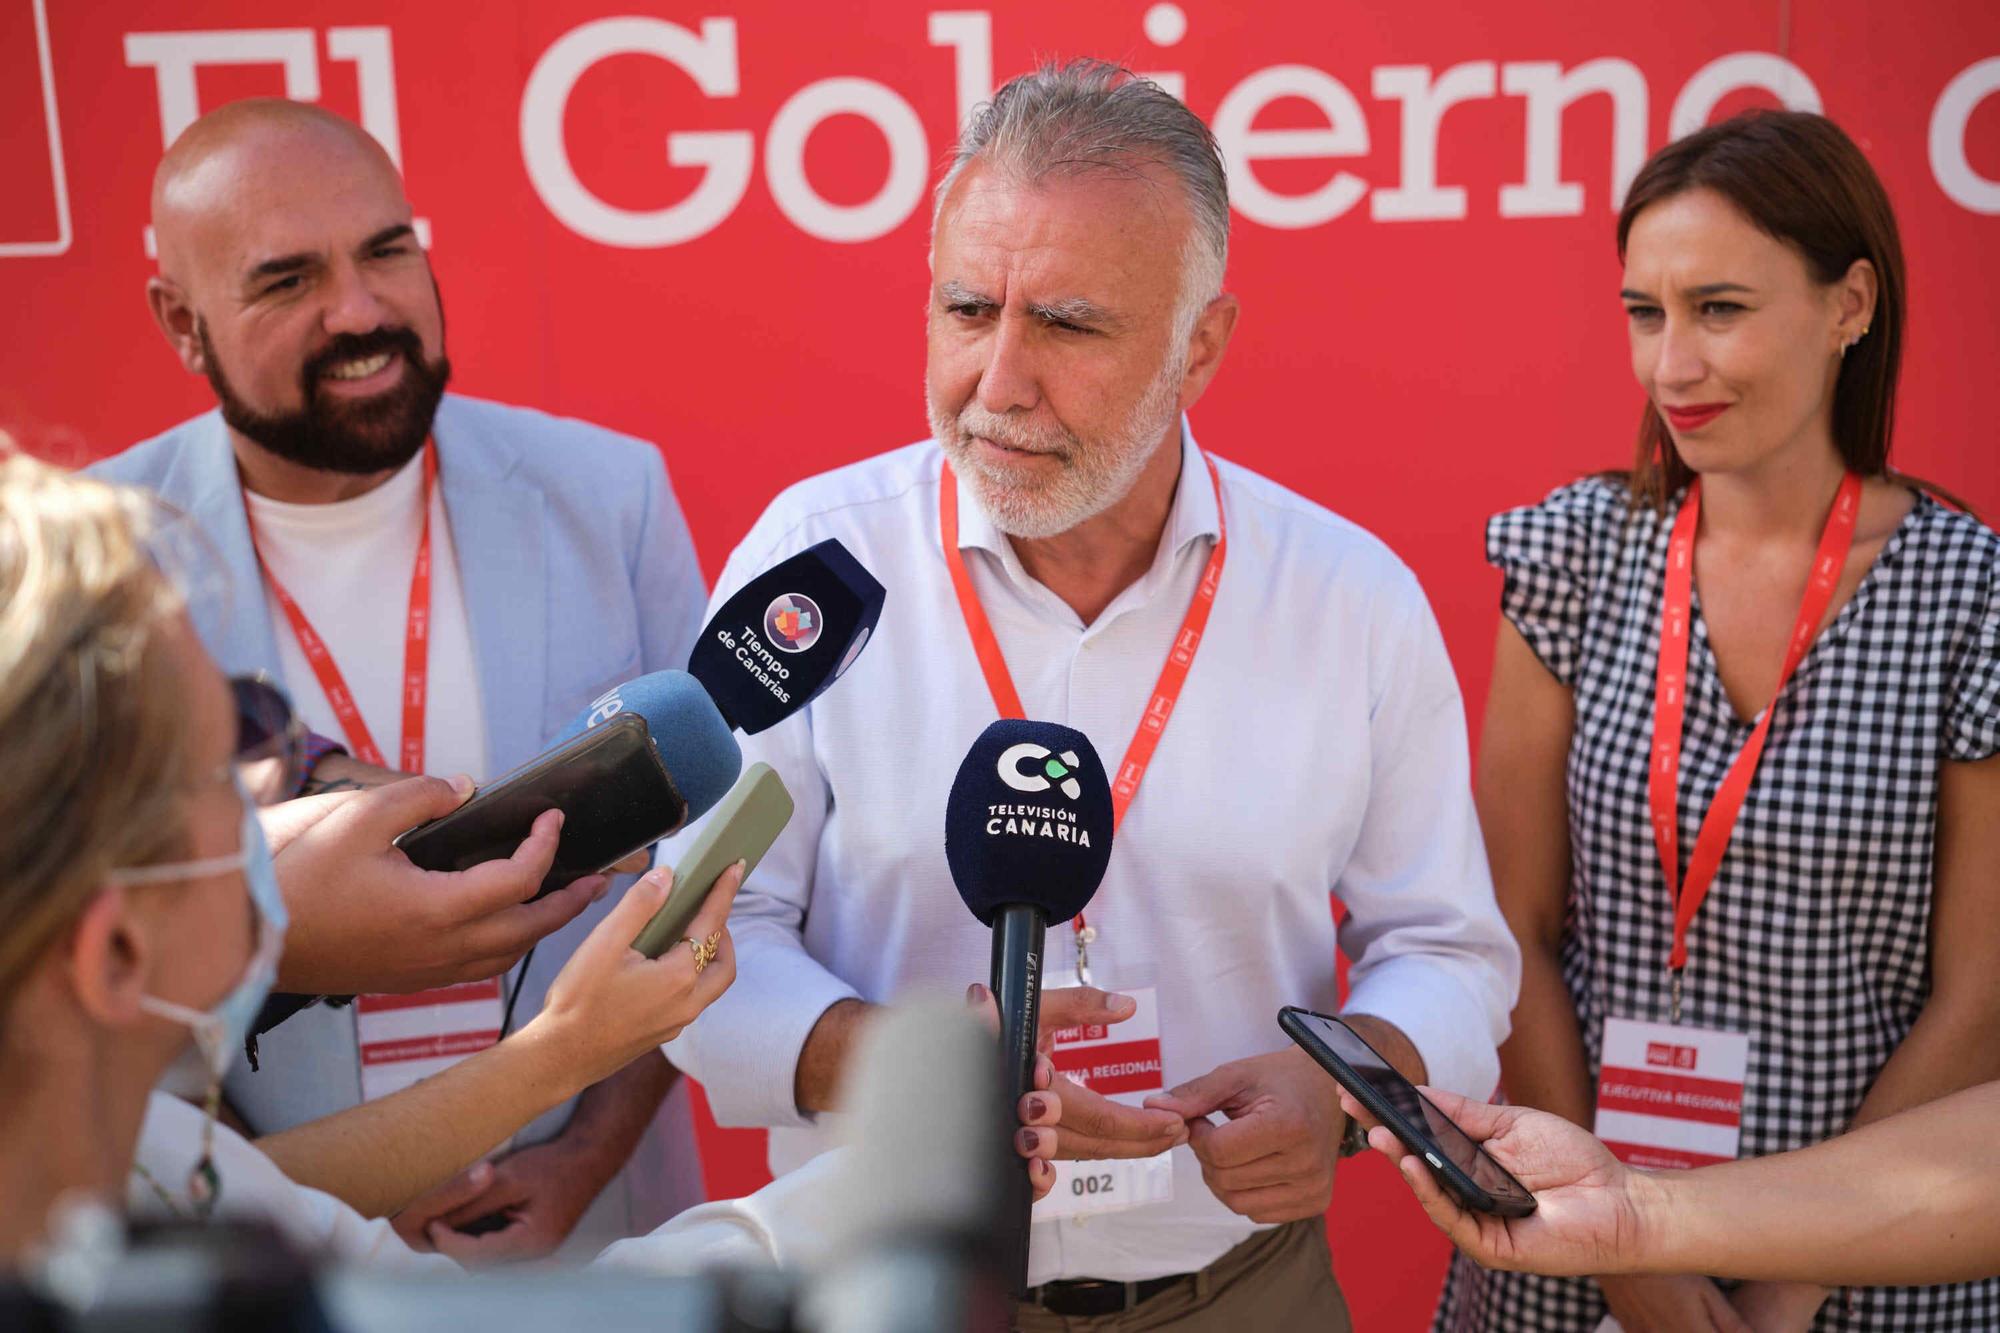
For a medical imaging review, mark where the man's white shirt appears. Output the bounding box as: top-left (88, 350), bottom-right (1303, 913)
top-left (666, 425), bottom-right (1521, 1286)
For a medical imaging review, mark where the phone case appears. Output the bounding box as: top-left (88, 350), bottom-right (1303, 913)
top-left (632, 763), bottom-right (794, 958)
top-left (1278, 1006), bottom-right (1536, 1218)
top-left (394, 714), bottom-right (690, 900)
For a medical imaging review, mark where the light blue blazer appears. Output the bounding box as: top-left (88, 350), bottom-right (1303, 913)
top-left (91, 394), bottom-right (714, 1244)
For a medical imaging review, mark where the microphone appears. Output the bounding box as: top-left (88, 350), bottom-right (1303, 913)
top-left (803, 999), bottom-right (1012, 1333)
top-left (394, 539), bottom-right (886, 896)
top-left (248, 540), bottom-right (888, 1045)
top-left (686, 536), bottom-right (885, 734)
top-left (544, 669), bottom-right (742, 823)
top-left (945, 719), bottom-right (1114, 1295)
top-left (552, 536), bottom-right (888, 803)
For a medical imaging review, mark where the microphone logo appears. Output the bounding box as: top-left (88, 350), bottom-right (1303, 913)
top-left (584, 684), bottom-right (626, 729)
top-left (997, 742), bottom-right (1084, 800)
top-left (763, 593), bottom-right (824, 653)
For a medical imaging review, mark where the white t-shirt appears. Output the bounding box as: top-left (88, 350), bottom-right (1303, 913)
top-left (244, 447), bottom-right (487, 782)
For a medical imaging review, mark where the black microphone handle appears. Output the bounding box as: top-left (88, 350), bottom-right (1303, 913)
top-left (989, 903), bottom-right (1046, 1297)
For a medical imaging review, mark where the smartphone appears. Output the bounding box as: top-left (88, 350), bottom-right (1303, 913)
top-left (394, 714), bottom-right (690, 900)
top-left (632, 763), bottom-right (794, 959)
top-left (1279, 1006), bottom-right (1536, 1218)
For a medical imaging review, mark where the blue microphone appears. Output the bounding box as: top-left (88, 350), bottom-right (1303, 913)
top-left (397, 539), bottom-right (885, 894)
top-left (547, 670), bottom-right (741, 822)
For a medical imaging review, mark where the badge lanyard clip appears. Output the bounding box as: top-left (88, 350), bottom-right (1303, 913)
top-left (1074, 924), bottom-right (1097, 987)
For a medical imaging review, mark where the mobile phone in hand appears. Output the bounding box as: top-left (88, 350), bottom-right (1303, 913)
top-left (632, 763), bottom-right (793, 958)
top-left (1279, 1005), bottom-right (1536, 1217)
top-left (394, 714), bottom-right (688, 900)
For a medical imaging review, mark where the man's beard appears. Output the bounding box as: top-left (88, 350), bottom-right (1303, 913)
top-left (200, 318), bottom-right (450, 476)
top-left (928, 353), bottom-right (1185, 540)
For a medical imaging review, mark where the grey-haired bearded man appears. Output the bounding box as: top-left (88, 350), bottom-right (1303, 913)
top-left (665, 60), bottom-right (1521, 1329)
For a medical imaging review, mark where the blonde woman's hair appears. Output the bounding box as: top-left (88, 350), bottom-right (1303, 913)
top-left (0, 449), bottom-right (198, 1014)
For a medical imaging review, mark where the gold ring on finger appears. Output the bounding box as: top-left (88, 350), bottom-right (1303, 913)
top-left (681, 935), bottom-right (713, 975)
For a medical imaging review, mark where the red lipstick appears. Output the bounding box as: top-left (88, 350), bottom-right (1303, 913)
top-left (1662, 402), bottom-right (1731, 431)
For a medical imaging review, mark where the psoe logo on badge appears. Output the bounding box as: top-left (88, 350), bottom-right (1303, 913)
top-left (998, 742), bottom-right (1083, 800)
top-left (1646, 1040), bottom-right (1698, 1071)
top-left (763, 593), bottom-right (823, 653)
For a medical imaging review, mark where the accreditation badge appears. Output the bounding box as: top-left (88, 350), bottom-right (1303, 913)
top-left (1036, 985), bottom-right (1175, 1221)
top-left (1592, 1017), bottom-right (1749, 1171)
top-left (355, 980), bottom-right (504, 1102)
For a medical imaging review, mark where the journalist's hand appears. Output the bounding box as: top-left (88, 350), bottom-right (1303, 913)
top-left (966, 983), bottom-right (1189, 1161)
top-left (1015, 1051), bottom-right (1062, 1203)
top-left (1345, 1085), bottom-right (1749, 1331)
top-left (272, 775), bottom-right (606, 994)
top-left (527, 860), bottom-right (744, 1087)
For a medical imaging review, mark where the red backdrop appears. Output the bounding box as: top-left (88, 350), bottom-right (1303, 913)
top-left (5, 2), bottom-right (1997, 1325)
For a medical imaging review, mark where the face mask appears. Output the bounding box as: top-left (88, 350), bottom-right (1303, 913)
top-left (110, 784), bottom-right (286, 1218)
top-left (114, 785), bottom-right (288, 1082)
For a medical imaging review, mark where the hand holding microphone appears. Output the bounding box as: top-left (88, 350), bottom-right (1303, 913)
top-left (262, 542), bottom-right (878, 1027)
top-left (395, 539), bottom-right (884, 899)
top-left (946, 718), bottom-right (1186, 1294)
top-left (964, 982), bottom-right (1188, 1162)
top-left (270, 774), bottom-right (605, 996)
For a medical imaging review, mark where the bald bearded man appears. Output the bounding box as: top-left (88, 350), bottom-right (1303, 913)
top-left (92, 99), bottom-right (710, 1262)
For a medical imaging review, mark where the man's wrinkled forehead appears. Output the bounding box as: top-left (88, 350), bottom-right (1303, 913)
top-left (931, 165), bottom-right (1188, 309)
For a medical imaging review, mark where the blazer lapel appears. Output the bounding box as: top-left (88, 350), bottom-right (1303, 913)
top-left (169, 415), bottom-right (285, 677)
top-left (434, 402), bottom-right (549, 773)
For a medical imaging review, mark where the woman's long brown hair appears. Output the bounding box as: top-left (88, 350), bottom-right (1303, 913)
top-left (1615, 110), bottom-right (1971, 515)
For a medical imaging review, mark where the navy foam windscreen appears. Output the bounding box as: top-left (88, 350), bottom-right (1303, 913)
top-left (687, 539), bottom-right (886, 734)
top-left (553, 670), bottom-right (742, 820)
top-left (945, 719), bottom-right (1114, 927)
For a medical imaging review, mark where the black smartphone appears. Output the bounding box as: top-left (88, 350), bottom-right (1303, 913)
top-left (1278, 1006), bottom-right (1536, 1218)
top-left (393, 713), bottom-right (689, 900)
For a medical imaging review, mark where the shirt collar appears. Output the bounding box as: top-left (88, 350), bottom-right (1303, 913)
top-left (949, 415), bottom-right (1219, 561)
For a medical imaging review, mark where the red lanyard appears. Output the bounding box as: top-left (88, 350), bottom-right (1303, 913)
top-left (1649, 473), bottom-right (1862, 978)
top-left (245, 441), bottom-right (437, 772)
top-left (941, 452), bottom-right (1228, 961)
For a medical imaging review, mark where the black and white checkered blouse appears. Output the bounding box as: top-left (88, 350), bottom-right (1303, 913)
top-left (1435, 476), bottom-right (2000, 1333)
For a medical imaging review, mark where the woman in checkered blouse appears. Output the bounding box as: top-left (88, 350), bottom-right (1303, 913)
top-left (1435, 112), bottom-right (2000, 1332)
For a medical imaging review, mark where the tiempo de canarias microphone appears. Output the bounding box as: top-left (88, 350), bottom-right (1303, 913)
top-left (946, 719), bottom-right (1114, 1295)
top-left (396, 539), bottom-right (883, 896)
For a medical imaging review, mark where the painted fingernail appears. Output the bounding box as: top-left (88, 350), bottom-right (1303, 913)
top-left (1019, 1129), bottom-right (1041, 1152)
top-left (1026, 1096), bottom-right (1048, 1120)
